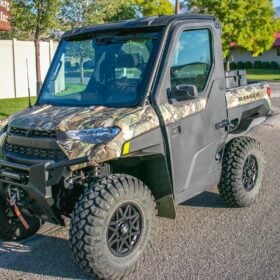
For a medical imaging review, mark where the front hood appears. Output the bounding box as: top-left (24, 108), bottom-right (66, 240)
top-left (9, 105), bottom-right (127, 131)
top-left (8, 105), bottom-right (160, 168)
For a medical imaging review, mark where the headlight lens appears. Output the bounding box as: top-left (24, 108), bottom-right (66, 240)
top-left (64, 127), bottom-right (120, 144)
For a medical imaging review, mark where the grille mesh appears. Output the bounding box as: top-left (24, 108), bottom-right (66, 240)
top-left (4, 142), bottom-right (66, 160)
top-left (9, 127), bottom-right (56, 138)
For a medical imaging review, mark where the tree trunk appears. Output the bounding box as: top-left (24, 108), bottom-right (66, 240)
top-left (35, 31), bottom-right (42, 96)
top-left (226, 57), bottom-right (230, 72)
top-left (175, 0), bottom-right (180, 14)
top-left (80, 56), bottom-right (84, 84)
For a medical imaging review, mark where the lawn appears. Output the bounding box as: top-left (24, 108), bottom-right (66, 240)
top-left (246, 69), bottom-right (280, 81)
top-left (57, 83), bottom-right (87, 96)
top-left (0, 96), bottom-right (37, 119)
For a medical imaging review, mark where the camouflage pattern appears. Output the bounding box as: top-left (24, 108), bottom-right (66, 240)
top-left (1, 83), bottom-right (271, 170)
top-left (226, 83), bottom-right (271, 109)
top-left (159, 98), bottom-right (207, 125)
top-left (6, 105), bottom-right (159, 170)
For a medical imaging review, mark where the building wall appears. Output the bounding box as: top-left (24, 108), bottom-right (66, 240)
top-left (231, 47), bottom-right (280, 63)
top-left (0, 39), bottom-right (58, 99)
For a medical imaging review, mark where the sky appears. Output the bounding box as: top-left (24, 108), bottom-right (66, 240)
top-left (170, 0), bottom-right (280, 7)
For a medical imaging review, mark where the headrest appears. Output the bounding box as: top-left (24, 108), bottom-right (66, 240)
top-left (115, 53), bottom-right (141, 68)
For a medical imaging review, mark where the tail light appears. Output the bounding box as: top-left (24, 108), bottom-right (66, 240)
top-left (267, 87), bottom-right (271, 98)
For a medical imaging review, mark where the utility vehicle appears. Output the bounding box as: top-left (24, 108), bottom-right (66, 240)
top-left (0, 15), bottom-right (271, 279)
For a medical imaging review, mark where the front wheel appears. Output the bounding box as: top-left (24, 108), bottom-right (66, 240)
top-left (70, 174), bottom-right (157, 280)
top-left (218, 137), bottom-right (264, 207)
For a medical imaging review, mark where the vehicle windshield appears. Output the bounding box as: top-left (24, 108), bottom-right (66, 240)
top-left (38, 31), bottom-right (160, 107)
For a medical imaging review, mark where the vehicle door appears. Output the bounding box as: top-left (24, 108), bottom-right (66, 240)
top-left (154, 22), bottom-right (228, 204)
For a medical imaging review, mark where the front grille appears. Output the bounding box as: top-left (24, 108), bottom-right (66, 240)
top-left (4, 142), bottom-right (66, 160)
top-left (9, 126), bottom-right (56, 138)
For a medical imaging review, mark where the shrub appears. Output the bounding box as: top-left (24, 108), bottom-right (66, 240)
top-left (253, 61), bottom-right (262, 69)
top-left (230, 62), bottom-right (237, 70)
top-left (244, 61), bottom-right (253, 69)
top-left (237, 61), bottom-right (245, 69)
top-left (270, 61), bottom-right (279, 69)
top-left (261, 61), bottom-right (270, 69)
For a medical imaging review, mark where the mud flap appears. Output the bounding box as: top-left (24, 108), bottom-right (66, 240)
top-left (156, 195), bottom-right (176, 219)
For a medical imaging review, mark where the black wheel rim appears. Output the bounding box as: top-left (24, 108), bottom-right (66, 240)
top-left (107, 203), bottom-right (142, 257)
top-left (242, 155), bottom-right (258, 191)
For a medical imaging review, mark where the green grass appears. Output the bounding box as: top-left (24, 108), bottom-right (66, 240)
top-left (57, 83), bottom-right (87, 96)
top-left (247, 69), bottom-right (280, 81)
top-left (0, 97), bottom-right (37, 119)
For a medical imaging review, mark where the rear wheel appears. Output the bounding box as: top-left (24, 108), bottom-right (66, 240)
top-left (218, 137), bottom-right (264, 207)
top-left (0, 197), bottom-right (41, 241)
top-left (70, 174), bottom-right (157, 280)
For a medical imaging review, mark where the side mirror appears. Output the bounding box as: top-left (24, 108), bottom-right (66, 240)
top-left (171, 84), bottom-right (198, 102)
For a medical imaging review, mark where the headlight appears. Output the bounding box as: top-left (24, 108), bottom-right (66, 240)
top-left (0, 124), bottom-right (8, 135)
top-left (64, 127), bottom-right (120, 144)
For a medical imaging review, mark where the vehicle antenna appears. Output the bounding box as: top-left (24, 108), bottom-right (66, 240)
top-left (26, 59), bottom-right (32, 108)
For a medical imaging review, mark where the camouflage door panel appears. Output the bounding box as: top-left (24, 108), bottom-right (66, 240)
top-left (159, 98), bottom-right (208, 125)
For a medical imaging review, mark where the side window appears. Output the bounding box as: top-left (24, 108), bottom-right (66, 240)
top-left (170, 29), bottom-right (212, 95)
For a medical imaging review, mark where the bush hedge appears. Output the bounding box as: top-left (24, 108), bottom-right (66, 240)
top-left (233, 61), bottom-right (280, 70)
top-left (261, 61), bottom-right (271, 69)
top-left (230, 62), bottom-right (237, 70)
top-left (270, 61), bottom-right (279, 69)
top-left (253, 61), bottom-right (262, 69)
top-left (237, 61), bottom-right (245, 69)
top-left (244, 61), bottom-right (253, 69)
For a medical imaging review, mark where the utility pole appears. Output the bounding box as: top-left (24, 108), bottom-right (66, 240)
top-left (175, 0), bottom-right (180, 14)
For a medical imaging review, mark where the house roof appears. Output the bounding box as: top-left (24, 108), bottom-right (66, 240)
top-left (274, 32), bottom-right (280, 47)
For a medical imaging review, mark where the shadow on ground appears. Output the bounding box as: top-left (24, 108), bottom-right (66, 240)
top-left (0, 234), bottom-right (91, 279)
top-left (182, 190), bottom-right (228, 208)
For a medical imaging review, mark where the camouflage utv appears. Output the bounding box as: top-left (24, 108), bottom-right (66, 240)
top-left (0, 15), bottom-right (271, 279)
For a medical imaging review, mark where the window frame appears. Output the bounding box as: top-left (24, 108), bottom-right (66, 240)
top-left (170, 28), bottom-right (214, 96)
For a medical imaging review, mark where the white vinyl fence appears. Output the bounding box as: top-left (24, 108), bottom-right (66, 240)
top-left (0, 39), bottom-right (58, 99)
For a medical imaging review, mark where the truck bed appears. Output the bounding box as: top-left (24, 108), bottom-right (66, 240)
top-left (225, 82), bottom-right (271, 133)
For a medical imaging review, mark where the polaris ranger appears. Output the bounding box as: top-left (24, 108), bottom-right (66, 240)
top-left (0, 15), bottom-right (272, 279)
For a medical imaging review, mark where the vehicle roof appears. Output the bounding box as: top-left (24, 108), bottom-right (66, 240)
top-left (63, 14), bottom-right (216, 39)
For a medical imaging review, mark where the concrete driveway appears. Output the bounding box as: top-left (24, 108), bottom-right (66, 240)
top-left (1, 99), bottom-right (280, 280)
top-left (270, 82), bottom-right (280, 96)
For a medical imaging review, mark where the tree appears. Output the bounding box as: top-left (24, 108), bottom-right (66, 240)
top-left (85, 0), bottom-right (135, 24)
top-left (11, 0), bottom-right (61, 95)
top-left (66, 40), bottom-right (94, 84)
top-left (187, 0), bottom-right (278, 70)
top-left (134, 0), bottom-right (174, 16)
top-left (84, 0), bottom-right (173, 25)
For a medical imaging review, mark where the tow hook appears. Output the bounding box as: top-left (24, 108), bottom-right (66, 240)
top-left (9, 194), bottom-right (30, 230)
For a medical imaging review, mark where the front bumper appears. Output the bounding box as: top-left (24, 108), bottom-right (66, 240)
top-left (0, 156), bottom-right (89, 225)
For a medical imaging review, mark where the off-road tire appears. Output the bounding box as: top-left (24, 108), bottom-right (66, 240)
top-left (70, 174), bottom-right (157, 280)
top-left (0, 197), bottom-right (41, 241)
top-left (218, 137), bottom-right (264, 207)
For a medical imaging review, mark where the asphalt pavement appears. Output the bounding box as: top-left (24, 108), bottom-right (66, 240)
top-left (1, 97), bottom-right (280, 280)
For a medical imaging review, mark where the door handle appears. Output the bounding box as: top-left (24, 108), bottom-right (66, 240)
top-left (215, 119), bottom-right (230, 130)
